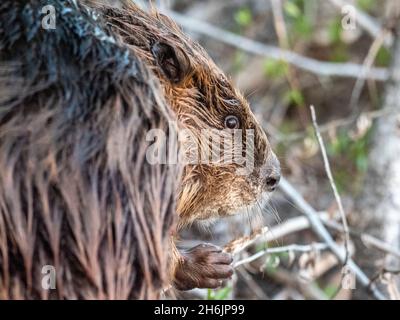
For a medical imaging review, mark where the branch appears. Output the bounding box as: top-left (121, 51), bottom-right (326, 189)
top-left (278, 177), bottom-right (387, 300)
top-left (349, 29), bottom-right (391, 115)
top-left (165, 10), bottom-right (389, 81)
top-left (224, 208), bottom-right (400, 260)
top-left (233, 243), bottom-right (330, 269)
top-left (281, 107), bottom-right (400, 142)
top-left (223, 212), bottom-right (332, 256)
top-left (310, 105), bottom-right (351, 266)
top-left (323, 219), bottom-right (400, 259)
top-left (237, 267), bottom-right (270, 299)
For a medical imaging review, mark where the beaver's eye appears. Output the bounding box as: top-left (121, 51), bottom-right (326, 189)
top-left (224, 115), bottom-right (240, 129)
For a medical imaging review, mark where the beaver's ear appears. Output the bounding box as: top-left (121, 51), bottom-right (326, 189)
top-left (151, 42), bottom-right (191, 84)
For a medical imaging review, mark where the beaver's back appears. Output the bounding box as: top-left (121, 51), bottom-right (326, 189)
top-left (0, 0), bottom-right (179, 299)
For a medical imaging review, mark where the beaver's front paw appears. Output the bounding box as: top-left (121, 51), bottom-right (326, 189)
top-left (173, 243), bottom-right (233, 291)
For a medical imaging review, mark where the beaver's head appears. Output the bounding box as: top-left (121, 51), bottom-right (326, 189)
top-left (104, 4), bottom-right (281, 227)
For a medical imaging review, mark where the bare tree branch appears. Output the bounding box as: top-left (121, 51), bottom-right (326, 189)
top-left (280, 107), bottom-right (400, 142)
top-left (349, 29), bottom-right (390, 116)
top-left (233, 243), bottom-right (330, 269)
top-left (323, 219), bottom-right (400, 259)
top-left (310, 105), bottom-right (351, 266)
top-left (278, 177), bottom-right (387, 300)
top-left (164, 10), bottom-right (389, 81)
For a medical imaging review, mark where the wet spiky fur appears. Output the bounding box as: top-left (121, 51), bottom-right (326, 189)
top-left (97, 2), bottom-right (279, 291)
top-left (0, 0), bottom-right (279, 298)
top-left (0, 0), bottom-right (180, 299)
top-left (99, 2), bottom-right (276, 227)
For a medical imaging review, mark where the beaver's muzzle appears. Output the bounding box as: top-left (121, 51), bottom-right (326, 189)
top-left (264, 153), bottom-right (281, 192)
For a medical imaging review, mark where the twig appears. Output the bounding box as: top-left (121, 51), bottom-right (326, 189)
top-left (224, 206), bottom-right (400, 261)
top-left (224, 212), bottom-right (329, 255)
top-left (310, 105), bottom-right (351, 300)
top-left (369, 268), bottom-right (400, 286)
top-left (237, 210), bottom-right (400, 260)
top-left (278, 177), bottom-right (387, 300)
top-left (254, 212), bottom-right (331, 242)
top-left (369, 268), bottom-right (400, 300)
top-left (269, 270), bottom-right (328, 300)
top-left (224, 227), bottom-right (269, 256)
top-left (233, 243), bottom-right (329, 269)
top-left (323, 219), bottom-right (400, 259)
top-left (280, 107), bottom-right (400, 142)
top-left (237, 267), bottom-right (270, 300)
top-left (271, 0), bottom-right (308, 126)
top-left (310, 105), bottom-right (351, 266)
top-left (164, 10), bottom-right (389, 81)
top-left (349, 29), bottom-right (390, 116)
top-left (328, 0), bottom-right (393, 47)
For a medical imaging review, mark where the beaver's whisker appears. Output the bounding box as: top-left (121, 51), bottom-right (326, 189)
top-left (245, 205), bottom-right (252, 234)
top-left (279, 194), bottom-right (306, 215)
top-left (269, 198), bottom-right (282, 225)
top-left (261, 193), bottom-right (282, 225)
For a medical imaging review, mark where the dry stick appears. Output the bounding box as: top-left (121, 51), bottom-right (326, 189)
top-left (270, 269), bottom-right (328, 300)
top-left (271, 0), bottom-right (308, 127)
top-left (310, 105), bottom-right (351, 266)
top-left (234, 243), bottom-right (329, 269)
top-left (165, 10), bottom-right (389, 81)
top-left (278, 178), bottom-right (387, 300)
top-left (281, 107), bottom-right (400, 142)
top-left (323, 219), bottom-right (400, 259)
top-left (223, 212), bottom-right (331, 256)
top-left (224, 210), bottom-right (400, 262)
top-left (349, 29), bottom-right (390, 117)
top-left (237, 267), bottom-right (270, 300)
top-left (309, 107), bottom-right (351, 301)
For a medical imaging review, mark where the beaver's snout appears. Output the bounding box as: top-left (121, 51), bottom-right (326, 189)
top-left (264, 153), bottom-right (281, 192)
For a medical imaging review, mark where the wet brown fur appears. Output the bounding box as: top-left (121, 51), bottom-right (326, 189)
top-left (0, 0), bottom-right (180, 299)
top-left (97, 2), bottom-right (279, 290)
top-left (99, 2), bottom-right (275, 226)
top-left (0, 0), bottom-right (279, 298)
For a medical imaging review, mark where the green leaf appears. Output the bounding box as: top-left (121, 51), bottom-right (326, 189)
top-left (284, 1), bottom-right (301, 18)
top-left (330, 44), bottom-right (350, 63)
top-left (328, 18), bottom-right (343, 44)
top-left (233, 50), bottom-right (246, 73)
top-left (376, 47), bottom-right (392, 67)
top-left (355, 155), bottom-right (368, 172)
top-left (284, 89), bottom-right (305, 107)
top-left (206, 287), bottom-right (232, 300)
top-left (263, 59), bottom-right (288, 79)
top-left (234, 8), bottom-right (252, 28)
top-left (356, 0), bottom-right (376, 12)
top-left (294, 16), bottom-right (313, 39)
top-left (323, 284), bottom-right (340, 299)
top-left (214, 286), bottom-right (232, 300)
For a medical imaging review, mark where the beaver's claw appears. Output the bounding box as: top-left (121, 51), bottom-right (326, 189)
top-left (173, 243), bottom-right (234, 291)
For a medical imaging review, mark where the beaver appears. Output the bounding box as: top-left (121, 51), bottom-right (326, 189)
top-left (95, 1), bottom-right (282, 291)
top-left (0, 0), bottom-right (281, 298)
top-left (0, 0), bottom-right (180, 299)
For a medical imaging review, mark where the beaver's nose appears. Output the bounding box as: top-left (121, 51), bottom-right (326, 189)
top-left (265, 154), bottom-right (281, 192)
